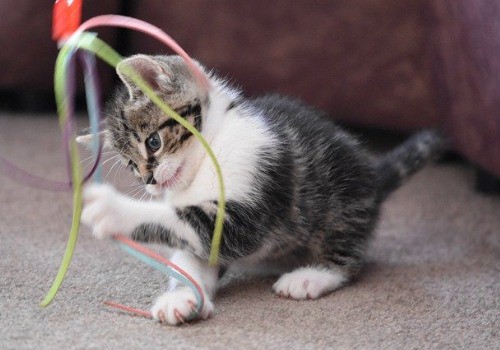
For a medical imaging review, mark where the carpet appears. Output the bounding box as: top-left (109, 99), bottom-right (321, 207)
top-left (0, 114), bottom-right (498, 349)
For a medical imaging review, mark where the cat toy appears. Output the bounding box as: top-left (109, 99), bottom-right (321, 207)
top-left (1, 0), bottom-right (226, 321)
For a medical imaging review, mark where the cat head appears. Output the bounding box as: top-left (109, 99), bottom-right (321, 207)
top-left (78, 54), bottom-right (210, 195)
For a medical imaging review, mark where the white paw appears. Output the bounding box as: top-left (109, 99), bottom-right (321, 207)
top-left (151, 288), bottom-right (214, 326)
top-left (81, 183), bottom-right (135, 239)
top-left (272, 267), bottom-right (347, 300)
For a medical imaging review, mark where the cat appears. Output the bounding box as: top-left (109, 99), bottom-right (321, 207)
top-left (78, 54), bottom-right (445, 325)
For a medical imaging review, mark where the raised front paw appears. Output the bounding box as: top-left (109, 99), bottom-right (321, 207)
top-left (151, 287), bottom-right (214, 326)
top-left (81, 183), bottom-right (135, 239)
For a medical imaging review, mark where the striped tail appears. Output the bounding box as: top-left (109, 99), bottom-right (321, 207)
top-left (375, 129), bottom-right (447, 201)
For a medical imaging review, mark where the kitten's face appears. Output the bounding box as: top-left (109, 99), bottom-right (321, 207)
top-left (105, 55), bottom-right (208, 195)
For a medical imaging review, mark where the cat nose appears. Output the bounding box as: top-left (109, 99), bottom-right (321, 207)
top-left (145, 174), bottom-right (157, 185)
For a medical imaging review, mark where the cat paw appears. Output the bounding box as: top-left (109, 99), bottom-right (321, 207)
top-left (151, 288), bottom-right (214, 326)
top-left (81, 183), bottom-right (135, 239)
top-left (272, 267), bottom-right (347, 300)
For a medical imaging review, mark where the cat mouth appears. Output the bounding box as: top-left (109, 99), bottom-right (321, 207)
top-left (159, 166), bottom-right (183, 189)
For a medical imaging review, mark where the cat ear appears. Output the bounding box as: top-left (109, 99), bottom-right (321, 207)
top-left (76, 128), bottom-right (111, 149)
top-left (116, 55), bottom-right (169, 100)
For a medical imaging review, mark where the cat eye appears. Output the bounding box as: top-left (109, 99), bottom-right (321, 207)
top-left (146, 132), bottom-right (161, 152)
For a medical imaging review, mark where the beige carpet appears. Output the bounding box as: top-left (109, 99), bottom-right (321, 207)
top-left (1, 114), bottom-right (499, 349)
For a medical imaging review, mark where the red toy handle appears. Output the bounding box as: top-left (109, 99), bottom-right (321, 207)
top-left (52, 0), bottom-right (82, 42)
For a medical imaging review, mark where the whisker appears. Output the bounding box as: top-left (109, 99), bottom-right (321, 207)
top-left (105, 159), bottom-right (122, 182)
top-left (138, 191), bottom-right (149, 202)
top-left (101, 155), bottom-right (120, 168)
top-left (125, 188), bottom-right (142, 197)
top-left (129, 187), bottom-right (144, 199)
top-left (113, 163), bottom-right (125, 184)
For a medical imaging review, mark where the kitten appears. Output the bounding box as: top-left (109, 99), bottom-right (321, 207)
top-left (79, 54), bottom-right (445, 325)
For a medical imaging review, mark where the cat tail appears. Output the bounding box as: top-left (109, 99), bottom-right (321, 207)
top-left (375, 129), bottom-right (448, 202)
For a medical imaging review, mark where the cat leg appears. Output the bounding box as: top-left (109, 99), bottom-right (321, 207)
top-left (151, 250), bottom-right (218, 325)
top-left (81, 183), bottom-right (204, 255)
top-left (272, 265), bottom-right (348, 300)
top-left (82, 183), bottom-right (139, 237)
top-left (82, 184), bottom-right (219, 325)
